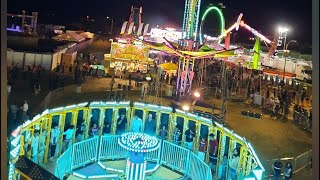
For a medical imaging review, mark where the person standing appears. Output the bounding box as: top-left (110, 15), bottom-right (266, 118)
top-left (7, 82), bottom-right (11, 101)
top-left (62, 125), bottom-right (75, 152)
top-left (90, 123), bottom-right (100, 137)
top-left (76, 122), bottom-right (86, 142)
top-left (184, 127), bottom-right (195, 150)
top-left (198, 137), bottom-right (207, 161)
top-left (103, 122), bottom-right (111, 135)
top-left (38, 130), bottom-right (47, 167)
top-left (30, 130), bottom-right (40, 163)
top-left (61, 63), bottom-right (65, 74)
top-left (209, 133), bottom-right (219, 172)
top-left (228, 148), bottom-right (240, 180)
top-left (130, 113), bottom-right (143, 132)
top-left (116, 114), bottom-right (127, 134)
top-left (56, 63), bottom-right (60, 73)
top-left (69, 64), bottom-right (73, 73)
top-left (21, 100), bottom-right (29, 122)
top-left (272, 160), bottom-right (283, 180)
top-left (34, 82), bottom-right (41, 96)
top-left (173, 125), bottom-right (182, 145)
top-left (10, 101), bottom-right (19, 121)
top-left (50, 123), bottom-right (60, 162)
top-left (158, 125), bottom-right (168, 140)
top-left (284, 162), bottom-right (293, 180)
top-left (144, 114), bottom-right (156, 136)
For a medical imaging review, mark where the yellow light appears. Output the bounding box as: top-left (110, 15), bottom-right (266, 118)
top-left (194, 91), bottom-right (200, 98)
top-left (182, 105), bottom-right (190, 111)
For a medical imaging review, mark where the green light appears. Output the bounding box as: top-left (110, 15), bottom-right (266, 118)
top-left (200, 6), bottom-right (225, 42)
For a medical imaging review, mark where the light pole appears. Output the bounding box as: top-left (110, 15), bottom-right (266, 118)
top-left (106, 16), bottom-right (114, 35)
top-left (278, 27), bottom-right (289, 57)
top-left (283, 40), bottom-right (297, 81)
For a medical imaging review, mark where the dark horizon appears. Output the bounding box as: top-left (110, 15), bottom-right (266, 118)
top-left (7, 0), bottom-right (312, 45)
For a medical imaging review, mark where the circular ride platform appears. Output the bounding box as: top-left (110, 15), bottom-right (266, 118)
top-left (9, 101), bottom-right (264, 180)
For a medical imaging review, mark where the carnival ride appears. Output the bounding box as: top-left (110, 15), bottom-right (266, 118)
top-left (9, 101), bottom-right (264, 180)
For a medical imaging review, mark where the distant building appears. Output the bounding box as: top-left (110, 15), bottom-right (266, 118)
top-left (7, 31), bottom-right (94, 70)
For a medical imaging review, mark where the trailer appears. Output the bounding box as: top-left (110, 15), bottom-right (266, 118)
top-left (261, 55), bottom-right (312, 81)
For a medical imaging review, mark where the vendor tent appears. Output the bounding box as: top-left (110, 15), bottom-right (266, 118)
top-left (53, 32), bottom-right (85, 42)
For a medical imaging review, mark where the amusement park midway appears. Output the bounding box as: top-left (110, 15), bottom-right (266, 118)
top-left (6, 0), bottom-right (314, 180)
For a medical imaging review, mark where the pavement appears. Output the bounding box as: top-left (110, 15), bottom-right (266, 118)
top-left (7, 74), bottom-right (313, 179)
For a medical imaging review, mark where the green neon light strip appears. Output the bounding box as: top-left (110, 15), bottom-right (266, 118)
top-left (201, 6), bottom-right (225, 38)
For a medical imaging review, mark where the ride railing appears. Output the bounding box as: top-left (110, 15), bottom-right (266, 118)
top-left (160, 141), bottom-right (190, 174)
top-left (55, 135), bottom-right (213, 179)
top-left (71, 137), bottom-right (99, 170)
top-left (145, 139), bottom-right (162, 164)
top-left (55, 147), bottom-right (72, 179)
top-left (98, 135), bottom-right (127, 161)
top-left (266, 150), bottom-right (312, 178)
top-left (187, 152), bottom-right (213, 180)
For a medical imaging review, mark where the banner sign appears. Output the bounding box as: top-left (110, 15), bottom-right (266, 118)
top-left (110, 42), bottom-right (149, 61)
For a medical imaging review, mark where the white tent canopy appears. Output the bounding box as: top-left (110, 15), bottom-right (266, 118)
top-left (53, 32), bottom-right (85, 42)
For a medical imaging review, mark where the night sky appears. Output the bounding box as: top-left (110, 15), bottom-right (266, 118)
top-left (8, 0), bottom-right (312, 44)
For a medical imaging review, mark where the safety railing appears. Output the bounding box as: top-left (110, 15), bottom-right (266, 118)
top-left (55, 147), bottom-right (72, 179)
top-left (98, 135), bottom-right (127, 161)
top-left (294, 150), bottom-right (312, 173)
top-left (55, 135), bottom-right (213, 180)
top-left (293, 110), bottom-right (311, 131)
top-left (71, 136), bottom-right (99, 170)
top-left (266, 150), bottom-right (312, 178)
top-left (160, 140), bottom-right (190, 174)
top-left (145, 139), bottom-right (162, 164)
top-left (187, 152), bottom-right (213, 180)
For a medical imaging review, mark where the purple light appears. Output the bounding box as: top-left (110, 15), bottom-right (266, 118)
top-left (7, 28), bottom-right (22, 32)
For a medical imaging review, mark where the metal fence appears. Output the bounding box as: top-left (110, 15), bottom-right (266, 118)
top-left (145, 139), bottom-right (162, 164)
top-left (266, 150), bottom-right (312, 178)
top-left (293, 110), bottom-right (311, 131)
top-left (294, 150), bottom-right (312, 173)
top-left (54, 135), bottom-right (213, 180)
top-left (188, 152), bottom-right (213, 180)
top-left (160, 140), bottom-right (190, 174)
top-left (55, 147), bottom-right (72, 179)
top-left (98, 135), bottom-right (127, 161)
top-left (71, 136), bottom-right (99, 170)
